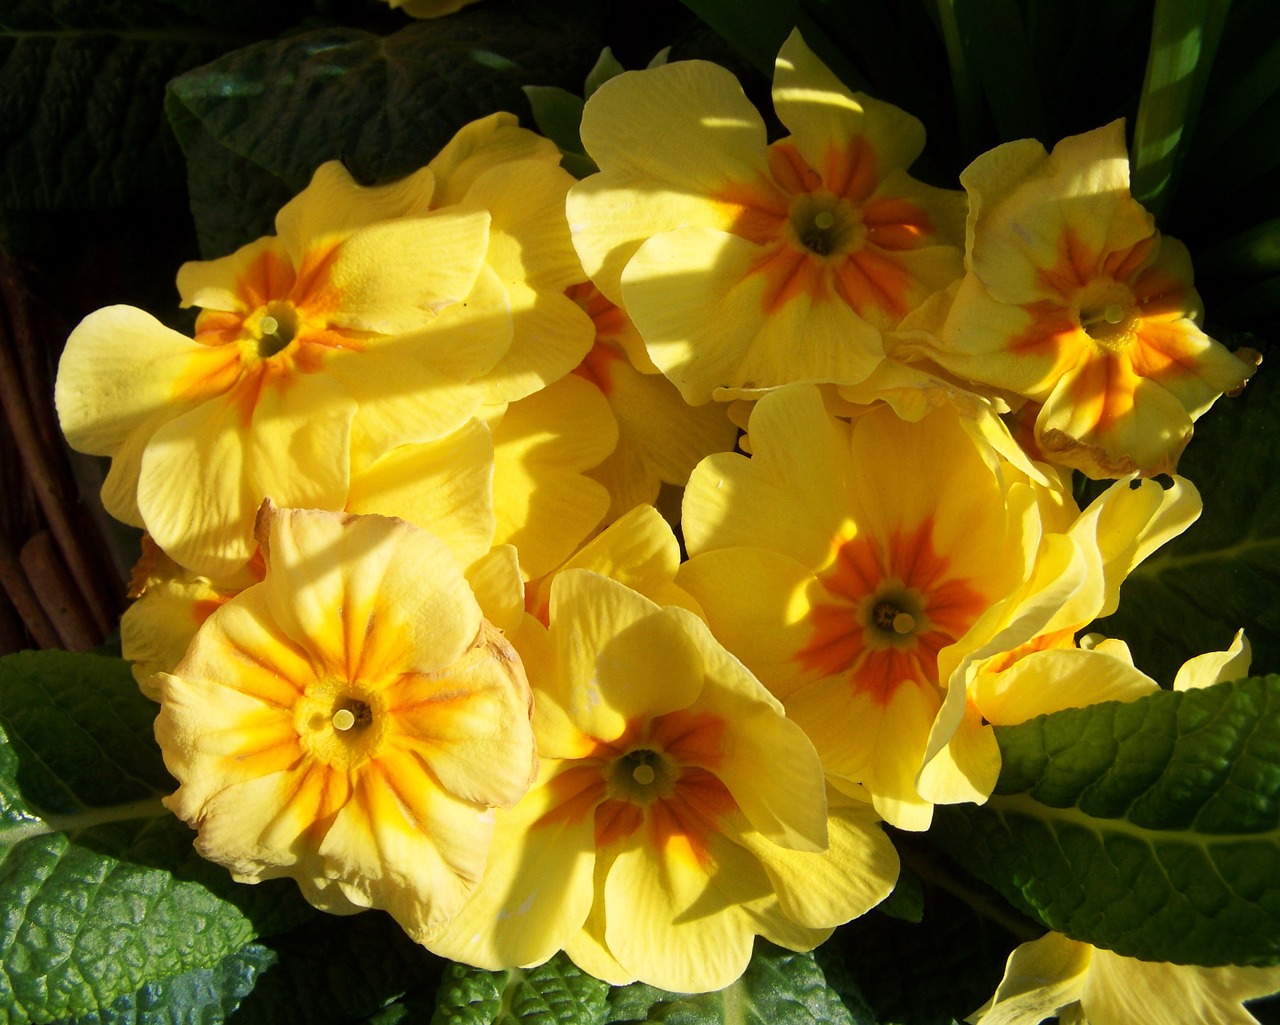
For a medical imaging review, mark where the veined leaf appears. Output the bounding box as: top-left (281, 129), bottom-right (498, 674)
top-left (0, 651), bottom-right (310, 1024)
top-left (431, 953), bottom-right (609, 1025)
top-left (932, 677), bottom-right (1280, 967)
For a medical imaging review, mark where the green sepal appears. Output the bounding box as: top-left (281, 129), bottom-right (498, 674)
top-left (932, 676), bottom-right (1280, 967)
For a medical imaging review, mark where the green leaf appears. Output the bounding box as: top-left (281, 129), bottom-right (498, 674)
top-left (53, 944), bottom-right (278, 1025)
top-left (1095, 351), bottom-right (1280, 683)
top-left (932, 676), bottom-right (1280, 967)
top-left (522, 85), bottom-right (593, 173)
top-left (605, 943), bottom-right (857, 1025)
top-left (432, 953), bottom-right (608, 1025)
top-left (165, 0), bottom-right (606, 258)
top-left (0, 651), bottom-right (311, 1024)
top-left (1130, 0), bottom-right (1232, 223)
top-left (1196, 216), bottom-right (1280, 278)
top-left (951, 0), bottom-right (1048, 148)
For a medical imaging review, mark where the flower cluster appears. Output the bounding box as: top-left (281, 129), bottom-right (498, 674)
top-left (56, 25), bottom-right (1269, 1013)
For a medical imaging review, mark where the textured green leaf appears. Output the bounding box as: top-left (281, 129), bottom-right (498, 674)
top-left (0, 651), bottom-right (311, 1024)
top-left (432, 953), bottom-right (608, 1025)
top-left (52, 944), bottom-right (277, 1025)
top-left (932, 677), bottom-right (1280, 967)
top-left (605, 943), bottom-right (856, 1025)
top-left (1096, 352), bottom-right (1280, 683)
top-left (165, 0), bottom-right (605, 258)
top-left (952, 0), bottom-right (1047, 146)
top-left (232, 912), bottom-right (442, 1025)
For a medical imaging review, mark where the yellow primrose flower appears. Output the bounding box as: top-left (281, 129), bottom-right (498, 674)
top-left (970, 931), bottom-right (1280, 1025)
top-left (567, 282), bottom-right (739, 520)
top-left (891, 120), bottom-right (1258, 477)
top-left (678, 385), bottom-right (1195, 829)
top-left (428, 570), bottom-right (899, 991)
top-left (567, 29), bottom-right (964, 404)
top-left (155, 504), bottom-right (536, 942)
top-left (57, 159), bottom-right (496, 578)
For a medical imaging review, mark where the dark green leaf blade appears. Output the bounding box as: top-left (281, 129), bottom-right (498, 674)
top-left (932, 677), bottom-right (1280, 967)
top-left (0, 651), bottom-right (311, 1024)
top-left (433, 952), bottom-right (609, 1025)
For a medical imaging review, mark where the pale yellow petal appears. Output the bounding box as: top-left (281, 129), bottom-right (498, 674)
top-left (427, 763), bottom-right (598, 968)
top-left (347, 417), bottom-right (496, 568)
top-left (968, 932), bottom-right (1091, 1025)
top-left (273, 161), bottom-right (436, 255)
top-left (428, 113), bottom-right (563, 209)
top-left (601, 832), bottom-right (764, 992)
top-left (549, 570), bottom-right (703, 741)
top-left (571, 59), bottom-right (772, 301)
top-left (257, 505), bottom-right (482, 678)
top-left (464, 544), bottom-right (526, 635)
top-left (1174, 629), bottom-right (1251, 691)
top-left (56, 305), bottom-right (218, 456)
top-left (741, 786), bottom-right (898, 929)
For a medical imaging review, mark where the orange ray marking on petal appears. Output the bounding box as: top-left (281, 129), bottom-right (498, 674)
top-left (1036, 229), bottom-right (1102, 299)
top-left (171, 345), bottom-right (248, 404)
top-left (280, 760), bottom-right (349, 841)
top-left (595, 797), bottom-right (646, 849)
top-left (832, 246), bottom-right (915, 320)
top-left (194, 310), bottom-right (251, 348)
top-left (239, 249), bottom-right (299, 311)
top-left (647, 766), bottom-right (738, 869)
top-left (713, 176), bottom-right (790, 247)
top-left (566, 282), bottom-right (630, 343)
top-left (192, 596), bottom-right (230, 627)
top-left (862, 195), bottom-right (935, 251)
top-left (768, 140), bottom-right (824, 196)
top-left (796, 520), bottom-right (989, 706)
top-left (1129, 264), bottom-right (1193, 318)
top-left (572, 340), bottom-right (626, 397)
top-left (751, 243), bottom-right (828, 315)
top-left (365, 753), bottom-right (435, 834)
top-left (289, 240), bottom-right (346, 318)
top-left (646, 710), bottom-right (727, 771)
top-left (220, 717), bottom-right (302, 775)
top-left (1062, 354), bottom-right (1139, 433)
top-left (982, 627), bottom-right (1078, 676)
top-left (1101, 235), bottom-right (1158, 284)
top-left (821, 137), bottom-right (878, 205)
top-left (222, 639), bottom-right (311, 707)
top-left (535, 762), bottom-right (611, 831)
top-left (1128, 320), bottom-right (1206, 382)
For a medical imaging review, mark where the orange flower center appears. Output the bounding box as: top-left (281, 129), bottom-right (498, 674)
top-left (796, 520), bottom-right (989, 705)
top-left (537, 710), bottom-right (739, 868)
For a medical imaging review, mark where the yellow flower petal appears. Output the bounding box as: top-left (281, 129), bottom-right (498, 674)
top-left (428, 112), bottom-right (563, 209)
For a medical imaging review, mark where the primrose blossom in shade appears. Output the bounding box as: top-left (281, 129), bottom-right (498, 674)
top-left (890, 119), bottom-right (1258, 478)
top-left (676, 385), bottom-right (1199, 830)
top-left (567, 281), bottom-right (739, 522)
top-left (567, 29), bottom-right (964, 404)
top-left (969, 919), bottom-right (1280, 1024)
top-left (155, 504), bottom-right (536, 941)
top-left (427, 570), bottom-right (899, 992)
